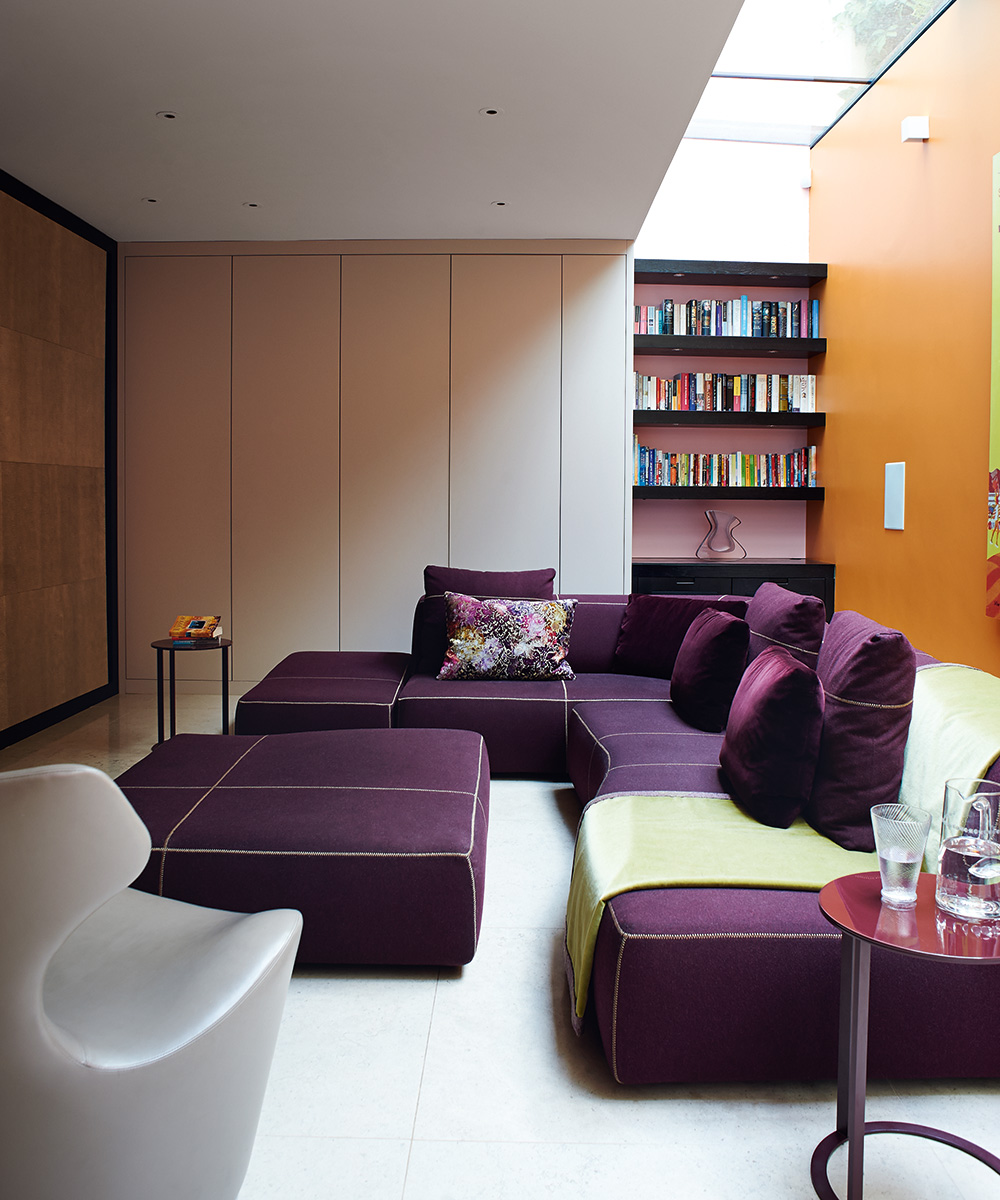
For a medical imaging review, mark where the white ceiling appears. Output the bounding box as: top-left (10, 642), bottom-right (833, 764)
top-left (0, 0), bottom-right (744, 243)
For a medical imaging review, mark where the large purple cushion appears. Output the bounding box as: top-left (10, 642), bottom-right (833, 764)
top-left (118, 729), bottom-right (489, 966)
top-left (568, 700), bottom-right (723, 804)
top-left (234, 651), bottom-right (410, 734)
top-left (397, 674), bottom-right (569, 775)
top-left (423, 564), bottom-right (556, 599)
top-left (412, 566), bottom-right (557, 675)
top-left (719, 646), bottom-right (825, 828)
top-left (613, 593), bottom-right (748, 680)
top-left (592, 886), bottom-right (1000, 1084)
top-left (669, 608), bottom-right (749, 732)
top-left (803, 610), bottom-right (916, 851)
top-left (746, 581), bottom-right (826, 666)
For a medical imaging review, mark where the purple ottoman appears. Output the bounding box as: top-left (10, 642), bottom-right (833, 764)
top-left (116, 728), bottom-right (489, 965)
top-left (234, 651), bottom-right (410, 734)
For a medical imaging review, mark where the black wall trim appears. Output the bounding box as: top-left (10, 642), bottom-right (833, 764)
top-left (1, 166), bottom-right (119, 745)
top-left (0, 166), bottom-right (114, 252)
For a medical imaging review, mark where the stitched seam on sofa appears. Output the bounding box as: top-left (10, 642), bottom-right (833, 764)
top-left (125, 784), bottom-right (478, 796)
top-left (824, 692), bottom-right (913, 710)
top-left (568, 710), bottom-right (611, 795)
top-left (750, 631), bottom-right (819, 656)
top-left (605, 762), bottom-right (722, 771)
top-left (388, 670), bottom-right (407, 715)
top-left (158, 735), bottom-right (268, 893)
top-left (562, 680), bottom-right (569, 752)
top-left (237, 699), bottom-right (392, 707)
top-left (598, 729), bottom-right (713, 740)
top-left (254, 674), bottom-right (407, 682)
top-left (582, 788), bottom-right (730, 813)
top-left (606, 903), bottom-right (838, 942)
top-left (157, 848), bottom-right (473, 858)
top-left (611, 932), bottom-right (628, 1085)
top-left (468, 740), bottom-right (486, 853)
top-left (396, 695), bottom-right (566, 704)
top-left (466, 854), bottom-right (478, 952)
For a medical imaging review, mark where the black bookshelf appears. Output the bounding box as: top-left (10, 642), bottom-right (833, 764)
top-left (633, 411), bottom-right (825, 429)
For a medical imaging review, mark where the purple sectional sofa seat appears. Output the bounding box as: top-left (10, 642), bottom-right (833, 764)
top-left (229, 572), bottom-right (1000, 1086)
top-left (117, 728), bottom-right (489, 966)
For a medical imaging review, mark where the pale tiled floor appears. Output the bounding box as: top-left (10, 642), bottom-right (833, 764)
top-left (4, 693), bottom-right (1000, 1199)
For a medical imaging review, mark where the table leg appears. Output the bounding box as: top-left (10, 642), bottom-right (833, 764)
top-left (222, 643), bottom-right (230, 734)
top-left (168, 649), bottom-right (177, 739)
top-left (156, 648), bottom-right (165, 744)
top-left (843, 936), bottom-right (871, 1200)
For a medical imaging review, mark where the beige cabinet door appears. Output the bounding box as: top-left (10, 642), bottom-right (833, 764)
top-left (231, 255), bottom-right (341, 681)
top-left (123, 255), bottom-right (231, 685)
top-left (340, 254), bottom-right (450, 652)
top-left (450, 255), bottom-right (562, 578)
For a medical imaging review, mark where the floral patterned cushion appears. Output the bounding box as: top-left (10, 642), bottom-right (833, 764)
top-left (437, 593), bottom-right (577, 681)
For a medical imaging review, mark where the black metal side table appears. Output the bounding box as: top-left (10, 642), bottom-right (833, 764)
top-left (151, 638), bottom-right (232, 743)
top-left (813, 871), bottom-right (1000, 1199)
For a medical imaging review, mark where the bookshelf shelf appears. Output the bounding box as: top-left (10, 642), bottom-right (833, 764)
top-left (633, 260), bottom-right (828, 289)
top-left (633, 486), bottom-right (824, 501)
top-left (633, 411), bottom-right (825, 430)
top-left (634, 334), bottom-right (825, 358)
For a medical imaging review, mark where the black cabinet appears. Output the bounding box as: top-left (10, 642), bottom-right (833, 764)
top-left (631, 559), bottom-right (836, 620)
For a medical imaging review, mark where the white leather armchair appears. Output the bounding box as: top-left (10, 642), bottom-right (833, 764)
top-left (0, 763), bottom-right (302, 1200)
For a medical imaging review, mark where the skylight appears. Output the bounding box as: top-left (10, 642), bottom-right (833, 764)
top-left (685, 0), bottom-right (956, 147)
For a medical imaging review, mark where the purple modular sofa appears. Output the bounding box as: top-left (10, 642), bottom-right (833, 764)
top-left (222, 567), bottom-right (1000, 1086)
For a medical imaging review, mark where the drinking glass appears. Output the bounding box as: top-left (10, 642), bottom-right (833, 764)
top-left (870, 803), bottom-right (931, 908)
top-left (935, 778), bottom-right (1000, 921)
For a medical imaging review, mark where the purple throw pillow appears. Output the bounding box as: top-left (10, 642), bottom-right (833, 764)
top-left (803, 610), bottom-right (916, 852)
top-left (669, 608), bottom-right (750, 732)
top-left (423, 565), bottom-right (556, 599)
top-left (613, 593), bottom-right (749, 680)
top-left (413, 566), bottom-right (558, 674)
top-left (720, 646), bottom-right (825, 828)
top-left (746, 582), bottom-right (826, 666)
top-left (437, 593), bottom-right (576, 681)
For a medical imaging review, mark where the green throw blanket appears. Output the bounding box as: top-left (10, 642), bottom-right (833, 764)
top-left (898, 663), bottom-right (1000, 868)
top-left (565, 792), bottom-right (877, 1023)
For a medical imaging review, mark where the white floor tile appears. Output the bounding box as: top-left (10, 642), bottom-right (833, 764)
top-left (238, 1135), bottom-right (409, 1200)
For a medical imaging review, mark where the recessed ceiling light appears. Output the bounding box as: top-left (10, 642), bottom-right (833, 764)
top-left (155, 110), bottom-right (178, 120)
top-left (490, 200), bottom-right (507, 207)
top-left (479, 106), bottom-right (503, 116)
top-left (242, 201), bottom-right (260, 208)
top-left (140, 196), bottom-right (158, 204)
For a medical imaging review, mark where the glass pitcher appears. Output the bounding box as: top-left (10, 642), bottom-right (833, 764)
top-left (935, 778), bottom-right (1000, 920)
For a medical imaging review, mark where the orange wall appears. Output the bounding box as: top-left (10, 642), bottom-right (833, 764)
top-left (809, 0), bottom-right (1000, 672)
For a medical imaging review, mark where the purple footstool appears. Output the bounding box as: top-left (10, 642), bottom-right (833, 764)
top-left (117, 728), bottom-right (489, 965)
top-left (234, 651), bottom-right (410, 734)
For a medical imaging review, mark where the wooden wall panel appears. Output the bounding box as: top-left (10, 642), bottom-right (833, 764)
top-left (450, 255), bottom-right (562, 576)
top-left (5, 578), bottom-right (108, 726)
top-left (1, 463), bottom-right (104, 594)
top-left (0, 328), bottom-right (104, 468)
top-left (340, 255), bottom-right (450, 651)
top-left (560, 254), bottom-right (629, 594)
top-left (123, 256), bottom-right (231, 683)
top-left (231, 255), bottom-right (341, 682)
top-left (0, 191), bottom-right (105, 356)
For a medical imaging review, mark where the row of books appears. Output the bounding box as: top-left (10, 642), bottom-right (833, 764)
top-left (633, 439), bottom-right (818, 489)
top-left (169, 614), bottom-right (224, 646)
top-left (634, 371), bottom-right (817, 414)
top-left (634, 297), bottom-right (820, 339)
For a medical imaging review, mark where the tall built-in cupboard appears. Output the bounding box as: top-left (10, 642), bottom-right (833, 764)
top-left (121, 243), bottom-right (630, 691)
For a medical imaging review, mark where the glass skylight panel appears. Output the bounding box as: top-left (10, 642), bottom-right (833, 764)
top-left (686, 77), bottom-right (867, 146)
top-left (692, 0), bottom-right (956, 145)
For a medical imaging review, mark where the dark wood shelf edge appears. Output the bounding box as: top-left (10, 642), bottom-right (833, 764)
top-left (634, 335), bottom-right (825, 357)
top-left (634, 259), bottom-right (828, 288)
top-left (633, 410), bottom-right (825, 428)
top-left (633, 486), bottom-right (824, 500)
